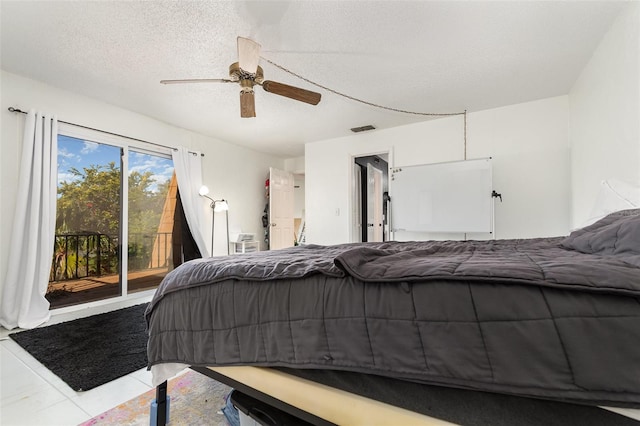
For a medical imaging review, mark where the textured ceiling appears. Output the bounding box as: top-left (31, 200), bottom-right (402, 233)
top-left (0, 1), bottom-right (628, 157)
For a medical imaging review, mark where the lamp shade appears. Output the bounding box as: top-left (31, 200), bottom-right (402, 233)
top-left (213, 200), bottom-right (229, 212)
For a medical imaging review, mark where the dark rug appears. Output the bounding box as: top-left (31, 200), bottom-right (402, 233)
top-left (10, 303), bottom-right (148, 392)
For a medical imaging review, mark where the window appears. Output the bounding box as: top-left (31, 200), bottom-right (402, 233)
top-left (47, 132), bottom-right (190, 308)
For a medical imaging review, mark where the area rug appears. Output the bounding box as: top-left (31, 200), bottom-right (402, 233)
top-left (79, 369), bottom-right (232, 426)
top-left (10, 303), bottom-right (149, 391)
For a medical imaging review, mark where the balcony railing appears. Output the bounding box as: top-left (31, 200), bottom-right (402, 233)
top-left (50, 232), bottom-right (172, 283)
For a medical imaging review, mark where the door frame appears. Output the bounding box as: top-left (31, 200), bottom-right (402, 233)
top-left (51, 124), bottom-right (173, 314)
top-left (349, 149), bottom-right (392, 243)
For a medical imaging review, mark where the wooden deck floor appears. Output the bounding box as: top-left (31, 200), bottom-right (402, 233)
top-left (46, 268), bottom-right (169, 308)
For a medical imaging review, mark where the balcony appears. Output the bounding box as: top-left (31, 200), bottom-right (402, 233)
top-left (47, 232), bottom-right (173, 308)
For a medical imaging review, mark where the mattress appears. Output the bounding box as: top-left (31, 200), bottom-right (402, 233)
top-left (146, 209), bottom-right (640, 407)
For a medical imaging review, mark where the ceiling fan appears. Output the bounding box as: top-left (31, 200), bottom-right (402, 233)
top-left (160, 37), bottom-right (322, 118)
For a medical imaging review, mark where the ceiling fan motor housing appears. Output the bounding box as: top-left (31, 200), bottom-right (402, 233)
top-left (229, 62), bottom-right (264, 89)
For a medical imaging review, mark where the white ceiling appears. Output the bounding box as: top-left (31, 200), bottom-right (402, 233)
top-left (0, 1), bottom-right (628, 158)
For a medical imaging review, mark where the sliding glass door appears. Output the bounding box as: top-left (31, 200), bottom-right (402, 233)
top-left (47, 135), bottom-right (179, 308)
top-left (126, 150), bottom-right (175, 293)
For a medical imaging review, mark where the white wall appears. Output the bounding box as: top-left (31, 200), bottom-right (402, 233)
top-left (293, 174), bottom-right (306, 219)
top-left (569, 3), bottom-right (640, 228)
top-left (0, 71), bottom-right (284, 291)
top-left (284, 156), bottom-right (305, 175)
top-left (305, 96), bottom-right (570, 245)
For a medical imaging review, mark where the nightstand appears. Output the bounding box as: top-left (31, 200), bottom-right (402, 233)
top-left (229, 240), bottom-right (260, 254)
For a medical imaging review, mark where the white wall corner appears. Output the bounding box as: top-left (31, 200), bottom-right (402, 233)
top-left (568, 3), bottom-right (640, 228)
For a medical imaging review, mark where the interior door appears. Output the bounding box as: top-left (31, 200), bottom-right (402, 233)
top-left (366, 164), bottom-right (384, 242)
top-left (268, 167), bottom-right (295, 250)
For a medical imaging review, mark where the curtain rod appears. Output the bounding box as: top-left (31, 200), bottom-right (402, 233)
top-left (7, 107), bottom-right (204, 156)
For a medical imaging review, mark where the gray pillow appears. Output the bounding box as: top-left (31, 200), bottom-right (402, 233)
top-left (561, 209), bottom-right (640, 256)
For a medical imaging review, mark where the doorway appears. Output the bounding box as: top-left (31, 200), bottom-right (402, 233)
top-left (353, 155), bottom-right (389, 242)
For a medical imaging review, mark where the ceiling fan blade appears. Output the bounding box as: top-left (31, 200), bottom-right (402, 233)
top-left (160, 79), bottom-right (234, 84)
top-left (237, 36), bottom-right (261, 74)
top-left (240, 90), bottom-right (256, 118)
top-left (261, 80), bottom-right (321, 105)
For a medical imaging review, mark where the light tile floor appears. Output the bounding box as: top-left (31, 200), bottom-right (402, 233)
top-left (1, 297), bottom-right (639, 425)
top-left (0, 296), bottom-right (163, 426)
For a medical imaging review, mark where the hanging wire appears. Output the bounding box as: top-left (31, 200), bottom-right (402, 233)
top-left (261, 57), bottom-right (468, 152)
top-left (261, 56), bottom-right (466, 118)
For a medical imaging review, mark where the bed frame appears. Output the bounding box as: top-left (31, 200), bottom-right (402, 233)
top-left (148, 366), bottom-right (640, 426)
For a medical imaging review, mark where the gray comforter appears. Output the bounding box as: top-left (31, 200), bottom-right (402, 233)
top-left (146, 209), bottom-right (640, 406)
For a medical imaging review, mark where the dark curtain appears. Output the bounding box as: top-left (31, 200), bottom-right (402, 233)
top-left (173, 189), bottom-right (201, 267)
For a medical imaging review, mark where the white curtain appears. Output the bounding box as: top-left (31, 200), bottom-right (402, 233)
top-left (171, 147), bottom-right (210, 257)
top-left (0, 111), bottom-right (58, 330)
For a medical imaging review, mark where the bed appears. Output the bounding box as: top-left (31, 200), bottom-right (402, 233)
top-left (145, 209), bottom-right (640, 424)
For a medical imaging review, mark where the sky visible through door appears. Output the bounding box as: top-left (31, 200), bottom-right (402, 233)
top-left (57, 135), bottom-right (173, 192)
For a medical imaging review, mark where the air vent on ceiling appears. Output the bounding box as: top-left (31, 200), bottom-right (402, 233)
top-left (350, 125), bottom-right (376, 133)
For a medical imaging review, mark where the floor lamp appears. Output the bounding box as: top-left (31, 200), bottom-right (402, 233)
top-left (199, 186), bottom-right (230, 255)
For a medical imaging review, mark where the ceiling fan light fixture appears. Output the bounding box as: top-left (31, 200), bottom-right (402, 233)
top-left (239, 79), bottom-right (255, 93)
